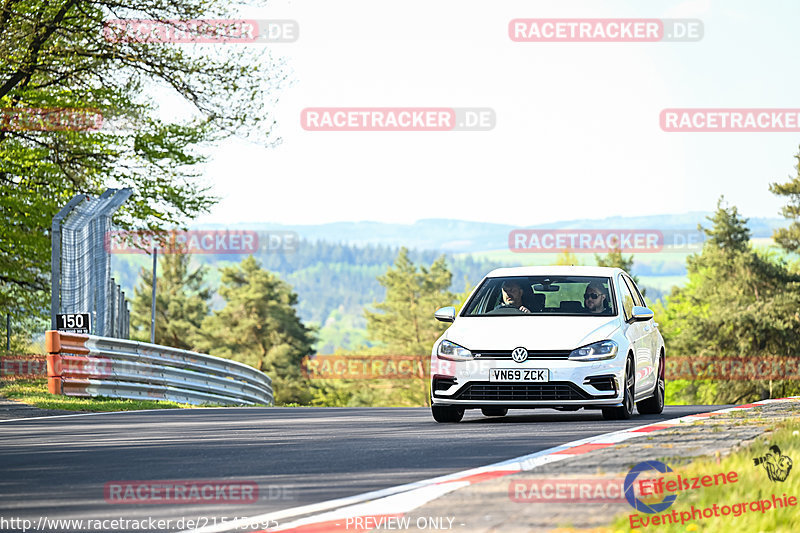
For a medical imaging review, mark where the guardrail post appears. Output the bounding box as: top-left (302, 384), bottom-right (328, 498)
top-left (45, 330), bottom-right (63, 395)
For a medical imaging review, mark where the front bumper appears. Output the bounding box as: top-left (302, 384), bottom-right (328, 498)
top-left (430, 356), bottom-right (625, 408)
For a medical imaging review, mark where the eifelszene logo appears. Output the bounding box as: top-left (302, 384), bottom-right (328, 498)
top-left (753, 445), bottom-right (793, 482)
top-left (624, 461), bottom-right (678, 513)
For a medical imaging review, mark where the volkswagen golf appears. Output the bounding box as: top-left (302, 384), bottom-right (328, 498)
top-left (430, 266), bottom-right (665, 422)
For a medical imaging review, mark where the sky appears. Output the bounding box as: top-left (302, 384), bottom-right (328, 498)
top-left (176, 0), bottom-right (800, 227)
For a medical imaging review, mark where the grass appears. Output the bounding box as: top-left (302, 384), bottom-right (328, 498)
top-left (610, 415), bottom-right (800, 533)
top-left (0, 379), bottom-right (203, 412)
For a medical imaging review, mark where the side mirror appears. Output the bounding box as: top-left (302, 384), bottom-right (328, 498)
top-left (631, 306), bottom-right (654, 322)
top-left (434, 306), bottom-right (456, 323)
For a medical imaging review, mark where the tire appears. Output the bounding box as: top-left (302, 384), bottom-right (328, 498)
top-left (637, 353), bottom-right (665, 415)
top-left (432, 405), bottom-right (465, 423)
top-left (481, 408), bottom-right (508, 417)
top-left (602, 356), bottom-right (635, 420)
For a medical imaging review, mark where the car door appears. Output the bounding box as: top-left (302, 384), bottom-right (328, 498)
top-left (631, 275), bottom-right (661, 391)
top-left (622, 274), bottom-right (656, 394)
top-left (617, 274), bottom-right (649, 397)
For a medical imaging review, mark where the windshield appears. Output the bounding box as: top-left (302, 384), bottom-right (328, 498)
top-left (462, 276), bottom-right (617, 316)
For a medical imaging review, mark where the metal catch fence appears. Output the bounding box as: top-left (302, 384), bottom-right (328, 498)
top-left (51, 189), bottom-right (132, 337)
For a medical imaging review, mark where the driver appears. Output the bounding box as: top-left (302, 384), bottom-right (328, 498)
top-left (500, 280), bottom-right (531, 313)
top-left (583, 282), bottom-right (609, 314)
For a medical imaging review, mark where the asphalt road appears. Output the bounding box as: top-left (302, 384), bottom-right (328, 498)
top-left (0, 406), bottom-right (724, 532)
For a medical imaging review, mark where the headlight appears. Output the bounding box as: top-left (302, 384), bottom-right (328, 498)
top-left (569, 340), bottom-right (619, 361)
top-left (437, 340), bottom-right (474, 361)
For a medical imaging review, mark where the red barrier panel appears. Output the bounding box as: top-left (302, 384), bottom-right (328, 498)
top-left (46, 330), bottom-right (91, 395)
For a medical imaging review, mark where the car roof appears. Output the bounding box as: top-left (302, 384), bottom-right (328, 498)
top-left (485, 265), bottom-right (626, 278)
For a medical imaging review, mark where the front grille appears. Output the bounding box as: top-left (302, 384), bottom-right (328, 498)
top-left (452, 382), bottom-right (590, 401)
top-left (472, 350), bottom-right (571, 360)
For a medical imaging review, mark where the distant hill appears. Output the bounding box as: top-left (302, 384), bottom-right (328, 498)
top-left (194, 213), bottom-right (785, 254)
top-left (113, 214), bottom-right (789, 352)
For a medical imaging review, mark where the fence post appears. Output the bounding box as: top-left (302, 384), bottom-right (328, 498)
top-left (150, 247), bottom-right (157, 344)
top-left (124, 301), bottom-right (130, 339)
top-left (109, 277), bottom-right (116, 338)
top-left (118, 288), bottom-right (124, 339)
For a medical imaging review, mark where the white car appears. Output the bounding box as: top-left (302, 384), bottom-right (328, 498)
top-left (430, 266), bottom-right (665, 423)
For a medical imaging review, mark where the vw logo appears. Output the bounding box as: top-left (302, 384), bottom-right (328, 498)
top-left (511, 347), bottom-right (528, 363)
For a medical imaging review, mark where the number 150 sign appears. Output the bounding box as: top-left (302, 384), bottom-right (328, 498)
top-left (56, 313), bottom-right (91, 334)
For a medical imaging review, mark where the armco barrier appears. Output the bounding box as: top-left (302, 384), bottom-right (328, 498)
top-left (45, 331), bottom-right (273, 406)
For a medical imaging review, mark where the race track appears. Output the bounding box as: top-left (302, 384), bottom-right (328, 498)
top-left (0, 406), bottom-right (723, 532)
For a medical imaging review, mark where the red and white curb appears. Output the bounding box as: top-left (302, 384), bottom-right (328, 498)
top-left (185, 397), bottom-right (799, 533)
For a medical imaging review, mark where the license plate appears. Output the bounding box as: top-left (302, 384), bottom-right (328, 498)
top-left (489, 368), bottom-right (549, 382)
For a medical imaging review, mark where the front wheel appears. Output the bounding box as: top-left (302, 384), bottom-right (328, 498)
top-left (637, 353), bottom-right (665, 415)
top-left (602, 356), bottom-right (635, 420)
top-left (432, 405), bottom-right (465, 423)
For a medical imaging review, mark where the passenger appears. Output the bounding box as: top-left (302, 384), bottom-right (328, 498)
top-left (583, 282), bottom-right (609, 314)
top-left (500, 280), bottom-right (531, 313)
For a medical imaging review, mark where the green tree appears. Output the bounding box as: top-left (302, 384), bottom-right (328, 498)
top-left (364, 248), bottom-right (457, 406)
top-left (660, 198), bottom-right (800, 404)
top-left (454, 277), bottom-right (476, 313)
top-left (365, 248), bottom-right (455, 356)
top-left (1, 0), bottom-right (283, 323)
top-left (595, 247), bottom-right (634, 271)
top-left (595, 247), bottom-right (645, 296)
top-left (129, 246), bottom-right (209, 350)
top-left (196, 256), bottom-right (315, 405)
top-left (701, 197), bottom-right (751, 253)
top-left (770, 150), bottom-right (800, 254)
